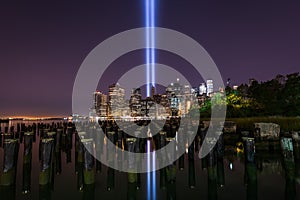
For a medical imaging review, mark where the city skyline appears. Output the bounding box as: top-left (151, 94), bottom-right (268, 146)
top-left (92, 79), bottom-right (198, 119)
top-left (1, 1), bottom-right (300, 117)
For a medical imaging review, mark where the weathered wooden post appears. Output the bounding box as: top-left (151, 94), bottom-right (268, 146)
top-left (22, 131), bottom-right (33, 194)
top-left (0, 139), bottom-right (19, 186)
top-left (176, 127), bottom-right (185, 172)
top-left (207, 148), bottom-right (217, 200)
top-left (76, 138), bottom-right (84, 191)
top-left (217, 132), bottom-right (225, 187)
top-left (188, 133), bottom-right (195, 189)
top-left (39, 138), bottom-right (54, 186)
top-left (125, 137), bottom-right (139, 197)
top-left (82, 138), bottom-right (95, 186)
top-left (10, 126), bottom-right (14, 139)
top-left (243, 137), bottom-right (257, 200)
top-left (82, 129), bottom-right (96, 200)
top-left (95, 127), bottom-right (102, 173)
top-left (295, 160), bottom-right (300, 193)
top-left (39, 128), bottom-right (48, 161)
top-left (281, 137), bottom-right (296, 200)
top-left (19, 124), bottom-right (25, 144)
top-left (106, 129), bottom-right (116, 191)
top-left (166, 136), bottom-right (176, 200)
top-left (65, 126), bottom-right (73, 163)
top-left (107, 131), bottom-right (116, 166)
top-left (292, 132), bottom-right (300, 161)
top-left (55, 128), bottom-right (63, 175)
top-left (4, 126), bottom-right (13, 140)
top-left (32, 123), bottom-right (37, 139)
top-left (4, 126), bottom-right (9, 134)
top-left (159, 131), bottom-right (167, 190)
top-left (126, 138), bottom-right (138, 186)
top-left (0, 126), bottom-right (2, 148)
top-left (107, 167), bottom-right (115, 191)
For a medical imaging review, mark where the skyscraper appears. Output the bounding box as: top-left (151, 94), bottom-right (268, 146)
top-left (199, 83), bottom-right (207, 95)
top-left (206, 80), bottom-right (214, 96)
top-left (108, 83), bottom-right (125, 117)
top-left (129, 88), bottom-right (142, 117)
top-left (93, 91), bottom-right (107, 117)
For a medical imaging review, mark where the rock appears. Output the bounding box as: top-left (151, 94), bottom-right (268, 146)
top-left (292, 131), bottom-right (300, 141)
top-left (254, 123), bottom-right (280, 140)
top-left (223, 121), bottom-right (237, 133)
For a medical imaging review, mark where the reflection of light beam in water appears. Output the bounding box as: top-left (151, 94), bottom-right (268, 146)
top-left (152, 150), bottom-right (156, 199)
top-left (147, 139), bottom-right (157, 200)
top-left (147, 140), bottom-right (151, 200)
top-left (145, 0), bottom-right (156, 96)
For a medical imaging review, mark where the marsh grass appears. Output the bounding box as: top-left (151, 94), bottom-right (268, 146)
top-left (231, 117), bottom-right (300, 131)
top-left (201, 117), bottom-right (300, 131)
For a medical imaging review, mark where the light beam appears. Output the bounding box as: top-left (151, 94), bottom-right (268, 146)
top-left (150, 0), bottom-right (155, 88)
top-left (145, 1), bottom-right (157, 199)
top-left (145, 0), bottom-right (156, 96)
top-left (145, 0), bottom-right (150, 96)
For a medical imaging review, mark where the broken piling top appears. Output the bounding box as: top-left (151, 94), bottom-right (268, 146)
top-left (23, 132), bottom-right (34, 162)
top-left (47, 132), bottom-right (56, 137)
top-left (254, 123), bottom-right (280, 139)
top-left (2, 139), bottom-right (19, 172)
top-left (41, 138), bottom-right (54, 143)
top-left (125, 138), bottom-right (137, 152)
top-left (126, 138), bottom-right (137, 143)
top-left (81, 138), bottom-right (94, 144)
top-left (291, 131), bottom-right (300, 141)
top-left (242, 137), bottom-right (255, 163)
top-left (77, 131), bottom-right (86, 139)
top-left (81, 138), bottom-right (94, 154)
top-left (4, 138), bottom-right (19, 143)
top-left (281, 137), bottom-right (294, 152)
top-left (40, 138), bottom-right (54, 172)
top-left (24, 132), bottom-right (34, 136)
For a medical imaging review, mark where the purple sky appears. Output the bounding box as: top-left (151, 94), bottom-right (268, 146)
top-left (0, 1), bottom-right (300, 117)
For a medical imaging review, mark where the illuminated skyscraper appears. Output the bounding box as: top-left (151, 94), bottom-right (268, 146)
top-left (151, 86), bottom-right (156, 98)
top-left (166, 80), bottom-right (183, 98)
top-left (183, 85), bottom-right (192, 115)
top-left (199, 83), bottom-right (207, 95)
top-left (93, 91), bottom-right (107, 117)
top-left (108, 83), bottom-right (125, 117)
top-left (130, 88), bottom-right (142, 117)
top-left (206, 80), bottom-right (214, 96)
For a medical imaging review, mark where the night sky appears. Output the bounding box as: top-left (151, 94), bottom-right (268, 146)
top-left (1, 1), bottom-right (300, 117)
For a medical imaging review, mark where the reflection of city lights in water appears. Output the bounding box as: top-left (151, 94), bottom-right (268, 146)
top-left (185, 142), bottom-right (189, 153)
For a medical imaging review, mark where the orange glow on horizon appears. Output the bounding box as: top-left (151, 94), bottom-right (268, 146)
top-left (0, 115), bottom-right (68, 120)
